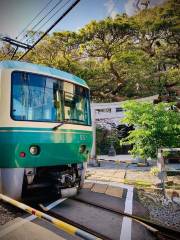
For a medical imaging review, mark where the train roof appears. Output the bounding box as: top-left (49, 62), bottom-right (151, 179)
top-left (0, 60), bottom-right (88, 88)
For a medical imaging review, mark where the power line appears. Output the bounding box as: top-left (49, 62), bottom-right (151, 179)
top-left (3, 48), bottom-right (14, 60)
top-left (11, 47), bottom-right (18, 60)
top-left (16, 0), bottom-right (55, 39)
top-left (19, 0), bottom-right (63, 42)
top-left (18, 0), bottom-right (80, 60)
top-left (25, 0), bottom-right (72, 44)
top-left (108, 0), bottom-right (119, 18)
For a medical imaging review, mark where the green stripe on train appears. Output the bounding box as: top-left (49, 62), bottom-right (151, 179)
top-left (0, 129), bottom-right (93, 168)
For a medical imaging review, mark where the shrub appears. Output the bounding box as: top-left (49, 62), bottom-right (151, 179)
top-left (121, 101), bottom-right (180, 159)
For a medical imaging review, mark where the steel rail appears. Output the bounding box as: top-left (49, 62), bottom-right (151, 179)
top-left (71, 197), bottom-right (180, 240)
top-left (0, 193), bottom-right (101, 240)
top-left (46, 210), bottom-right (111, 240)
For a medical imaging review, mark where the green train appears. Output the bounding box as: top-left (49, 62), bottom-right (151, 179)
top-left (0, 61), bottom-right (93, 200)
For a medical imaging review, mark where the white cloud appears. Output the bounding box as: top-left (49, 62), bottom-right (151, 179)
top-left (124, 0), bottom-right (138, 16)
top-left (125, 0), bottom-right (166, 16)
top-left (104, 0), bottom-right (118, 19)
top-left (150, 0), bottom-right (166, 7)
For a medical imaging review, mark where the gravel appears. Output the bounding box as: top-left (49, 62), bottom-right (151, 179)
top-left (0, 200), bottom-right (24, 225)
top-left (137, 189), bottom-right (180, 231)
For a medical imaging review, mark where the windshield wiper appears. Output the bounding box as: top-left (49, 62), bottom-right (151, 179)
top-left (52, 121), bottom-right (67, 131)
top-left (52, 118), bottom-right (85, 130)
top-left (65, 118), bottom-right (85, 122)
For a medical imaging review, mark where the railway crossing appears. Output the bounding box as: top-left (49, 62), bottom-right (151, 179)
top-left (0, 181), bottom-right (179, 240)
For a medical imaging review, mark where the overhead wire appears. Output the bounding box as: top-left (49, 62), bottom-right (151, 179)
top-left (16, 0), bottom-right (55, 39)
top-left (11, 47), bottom-right (18, 60)
top-left (19, 0), bottom-right (63, 42)
top-left (24, 0), bottom-right (72, 44)
top-left (2, 0), bottom-right (79, 60)
top-left (18, 0), bottom-right (80, 60)
top-left (3, 46), bottom-right (16, 60)
top-left (107, 0), bottom-right (119, 18)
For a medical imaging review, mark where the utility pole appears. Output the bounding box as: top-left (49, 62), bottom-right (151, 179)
top-left (90, 106), bottom-right (98, 166)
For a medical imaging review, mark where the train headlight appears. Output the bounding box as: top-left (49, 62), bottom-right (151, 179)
top-left (29, 145), bottom-right (40, 155)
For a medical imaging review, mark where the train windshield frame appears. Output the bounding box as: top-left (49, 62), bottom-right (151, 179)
top-left (11, 71), bottom-right (91, 126)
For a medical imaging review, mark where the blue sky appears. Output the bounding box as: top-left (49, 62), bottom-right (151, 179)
top-left (0, 0), bottom-right (165, 40)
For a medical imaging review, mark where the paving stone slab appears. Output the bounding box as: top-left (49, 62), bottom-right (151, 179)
top-left (125, 171), bottom-right (157, 183)
top-left (91, 183), bottom-right (108, 193)
top-left (86, 175), bottom-right (98, 180)
top-left (95, 177), bottom-right (111, 181)
top-left (105, 186), bottom-right (124, 198)
top-left (83, 182), bottom-right (94, 189)
top-left (0, 217), bottom-right (66, 240)
top-left (109, 178), bottom-right (124, 183)
top-left (112, 171), bottom-right (126, 178)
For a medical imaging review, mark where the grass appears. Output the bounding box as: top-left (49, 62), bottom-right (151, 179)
top-left (124, 179), bottom-right (152, 187)
top-left (165, 184), bottom-right (180, 190)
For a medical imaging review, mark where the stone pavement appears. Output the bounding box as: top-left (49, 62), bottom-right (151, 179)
top-left (87, 160), bottom-right (159, 186)
top-left (0, 216), bottom-right (68, 240)
top-left (84, 182), bottom-right (124, 198)
top-left (125, 170), bottom-right (158, 185)
top-left (97, 155), bottom-right (134, 163)
top-left (87, 168), bottom-right (126, 183)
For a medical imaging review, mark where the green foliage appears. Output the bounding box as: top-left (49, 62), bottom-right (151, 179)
top-left (96, 126), bottom-right (127, 155)
top-left (150, 167), bottom-right (160, 176)
top-left (1, 0), bottom-right (179, 102)
top-left (121, 101), bottom-right (180, 159)
top-left (96, 126), bottom-right (110, 155)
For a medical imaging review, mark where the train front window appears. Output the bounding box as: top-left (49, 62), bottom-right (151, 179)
top-left (11, 71), bottom-right (91, 125)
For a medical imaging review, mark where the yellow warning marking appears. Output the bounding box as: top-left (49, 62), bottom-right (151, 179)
top-left (36, 211), bottom-right (43, 218)
top-left (0, 194), bottom-right (99, 240)
top-left (105, 186), bottom-right (124, 198)
top-left (53, 219), bottom-right (77, 235)
top-left (91, 183), bottom-right (108, 193)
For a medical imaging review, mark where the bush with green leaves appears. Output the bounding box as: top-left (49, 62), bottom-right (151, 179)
top-left (150, 167), bottom-right (160, 176)
top-left (96, 125), bottom-right (130, 155)
top-left (121, 101), bottom-right (180, 159)
top-left (96, 126), bottom-right (110, 155)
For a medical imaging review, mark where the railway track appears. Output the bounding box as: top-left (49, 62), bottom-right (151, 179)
top-left (0, 183), bottom-right (180, 240)
top-left (46, 189), bottom-right (180, 240)
top-left (73, 189), bottom-right (180, 240)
